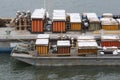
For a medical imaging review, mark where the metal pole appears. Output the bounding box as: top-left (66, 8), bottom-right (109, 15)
top-left (44, 0), bottom-right (46, 9)
top-left (48, 0), bottom-right (50, 14)
top-left (61, 23), bottom-right (63, 39)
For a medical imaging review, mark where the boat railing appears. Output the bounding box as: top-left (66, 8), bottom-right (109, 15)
top-left (10, 45), bottom-right (17, 56)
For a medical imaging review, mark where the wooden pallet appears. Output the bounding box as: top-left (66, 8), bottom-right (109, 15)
top-left (38, 53), bottom-right (70, 57)
top-left (93, 30), bottom-right (120, 34)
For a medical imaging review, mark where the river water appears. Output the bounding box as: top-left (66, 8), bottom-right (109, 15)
top-left (0, 0), bottom-right (120, 80)
top-left (1, 53), bottom-right (120, 80)
top-left (1, 0), bottom-right (120, 18)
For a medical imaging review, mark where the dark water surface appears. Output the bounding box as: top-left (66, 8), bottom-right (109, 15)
top-left (0, 53), bottom-right (120, 80)
top-left (0, 0), bottom-right (120, 18)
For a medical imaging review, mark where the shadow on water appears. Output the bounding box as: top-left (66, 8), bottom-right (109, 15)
top-left (9, 55), bottom-right (120, 80)
top-left (32, 66), bottom-right (120, 80)
top-left (10, 60), bottom-right (32, 69)
top-left (9, 57), bottom-right (33, 71)
top-left (1, 53), bottom-right (120, 80)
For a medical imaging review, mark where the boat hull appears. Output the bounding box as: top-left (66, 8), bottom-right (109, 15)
top-left (11, 53), bottom-right (120, 66)
top-left (0, 47), bottom-right (13, 53)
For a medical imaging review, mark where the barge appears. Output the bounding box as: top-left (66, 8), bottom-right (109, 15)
top-left (11, 34), bottom-right (120, 66)
top-left (0, 8), bottom-right (120, 66)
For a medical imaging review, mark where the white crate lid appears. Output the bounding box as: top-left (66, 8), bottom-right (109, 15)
top-left (78, 40), bottom-right (96, 42)
top-left (35, 39), bottom-right (49, 45)
top-left (77, 36), bottom-right (95, 40)
top-left (86, 13), bottom-right (99, 22)
top-left (53, 16), bottom-right (66, 21)
top-left (57, 40), bottom-right (70, 47)
top-left (53, 12), bottom-right (65, 16)
top-left (101, 35), bottom-right (119, 40)
top-left (37, 34), bottom-right (49, 39)
top-left (86, 13), bottom-right (97, 18)
top-left (100, 18), bottom-right (118, 25)
top-left (70, 13), bottom-right (81, 23)
top-left (53, 10), bottom-right (65, 13)
top-left (53, 9), bottom-right (66, 21)
top-left (31, 8), bottom-right (46, 19)
top-left (102, 13), bottom-right (113, 18)
top-left (78, 41), bottom-right (98, 47)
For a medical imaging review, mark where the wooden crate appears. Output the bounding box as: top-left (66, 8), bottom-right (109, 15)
top-left (70, 13), bottom-right (82, 31)
top-left (89, 22), bottom-right (101, 31)
top-left (32, 19), bottom-right (44, 33)
top-left (57, 47), bottom-right (70, 54)
top-left (36, 46), bottom-right (48, 54)
top-left (78, 49), bottom-right (97, 54)
top-left (35, 39), bottom-right (49, 55)
top-left (102, 25), bottom-right (119, 30)
top-left (31, 9), bottom-right (46, 33)
top-left (52, 21), bottom-right (66, 32)
top-left (70, 23), bottom-right (81, 31)
top-left (77, 40), bottom-right (98, 55)
top-left (101, 35), bottom-right (120, 47)
top-left (57, 40), bottom-right (70, 54)
top-left (101, 41), bottom-right (120, 47)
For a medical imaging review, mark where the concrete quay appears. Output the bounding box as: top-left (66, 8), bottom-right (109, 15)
top-left (0, 28), bottom-right (37, 40)
top-left (0, 27), bottom-right (120, 40)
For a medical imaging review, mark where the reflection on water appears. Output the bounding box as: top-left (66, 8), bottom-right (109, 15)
top-left (0, 53), bottom-right (120, 80)
top-left (33, 66), bottom-right (120, 80)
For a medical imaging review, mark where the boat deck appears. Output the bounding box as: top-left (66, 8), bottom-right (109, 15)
top-left (12, 52), bottom-right (120, 59)
top-left (0, 27), bottom-right (120, 40)
top-left (11, 42), bottom-right (120, 66)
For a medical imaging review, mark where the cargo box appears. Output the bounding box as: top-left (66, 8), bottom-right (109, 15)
top-left (101, 18), bottom-right (119, 30)
top-left (101, 35), bottom-right (120, 47)
top-left (35, 39), bottom-right (49, 55)
top-left (52, 10), bottom-right (66, 33)
top-left (32, 19), bottom-right (44, 32)
top-left (52, 21), bottom-right (66, 32)
top-left (86, 13), bottom-right (101, 31)
top-left (102, 13), bottom-right (113, 18)
top-left (57, 40), bottom-right (70, 54)
top-left (31, 9), bottom-right (46, 33)
top-left (77, 40), bottom-right (98, 55)
top-left (37, 34), bottom-right (50, 39)
top-left (77, 36), bottom-right (95, 40)
top-left (70, 13), bottom-right (82, 31)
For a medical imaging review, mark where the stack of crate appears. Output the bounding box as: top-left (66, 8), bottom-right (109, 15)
top-left (101, 13), bottom-right (119, 30)
top-left (100, 18), bottom-right (119, 30)
top-left (77, 36), bottom-right (98, 55)
top-left (86, 13), bottom-right (101, 31)
top-left (37, 34), bottom-right (50, 39)
top-left (101, 35), bottom-right (120, 47)
top-left (57, 40), bottom-right (70, 55)
top-left (35, 34), bottom-right (49, 55)
top-left (31, 8), bottom-right (46, 33)
top-left (15, 11), bottom-right (31, 30)
top-left (52, 10), bottom-right (66, 33)
top-left (70, 13), bottom-right (82, 31)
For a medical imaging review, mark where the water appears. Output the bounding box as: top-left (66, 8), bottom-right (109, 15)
top-left (0, 53), bottom-right (120, 80)
top-left (0, 0), bottom-right (120, 18)
top-left (1, 0), bottom-right (120, 80)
